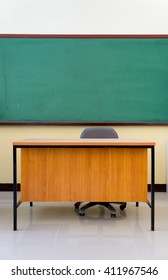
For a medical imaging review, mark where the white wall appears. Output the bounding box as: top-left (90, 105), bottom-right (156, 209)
top-left (0, 0), bottom-right (168, 34)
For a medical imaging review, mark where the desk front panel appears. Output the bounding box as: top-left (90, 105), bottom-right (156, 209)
top-left (21, 147), bottom-right (148, 202)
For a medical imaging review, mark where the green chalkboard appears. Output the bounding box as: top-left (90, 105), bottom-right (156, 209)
top-left (0, 37), bottom-right (168, 124)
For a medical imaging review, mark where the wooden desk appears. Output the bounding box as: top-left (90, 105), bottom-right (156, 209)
top-left (13, 139), bottom-right (155, 230)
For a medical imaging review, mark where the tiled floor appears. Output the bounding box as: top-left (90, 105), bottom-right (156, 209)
top-left (0, 192), bottom-right (168, 260)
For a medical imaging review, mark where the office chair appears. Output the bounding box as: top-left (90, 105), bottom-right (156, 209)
top-left (74, 127), bottom-right (127, 217)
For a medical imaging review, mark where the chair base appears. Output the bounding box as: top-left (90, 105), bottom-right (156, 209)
top-left (75, 202), bottom-right (123, 217)
top-left (74, 202), bottom-right (127, 217)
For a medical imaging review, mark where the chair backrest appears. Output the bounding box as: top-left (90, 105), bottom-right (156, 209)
top-left (80, 127), bottom-right (118, 139)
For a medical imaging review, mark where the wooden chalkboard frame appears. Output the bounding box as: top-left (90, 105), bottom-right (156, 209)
top-left (1, 34), bottom-right (168, 126)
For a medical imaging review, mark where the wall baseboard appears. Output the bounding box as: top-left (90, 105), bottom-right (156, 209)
top-left (0, 183), bottom-right (166, 192)
top-left (148, 184), bottom-right (166, 192)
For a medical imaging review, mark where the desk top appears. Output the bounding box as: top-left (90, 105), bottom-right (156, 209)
top-left (13, 138), bottom-right (155, 147)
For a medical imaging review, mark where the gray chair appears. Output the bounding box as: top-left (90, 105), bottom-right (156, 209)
top-left (74, 127), bottom-right (127, 217)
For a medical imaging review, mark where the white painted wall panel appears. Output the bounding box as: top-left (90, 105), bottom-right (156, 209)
top-left (0, 0), bottom-right (168, 34)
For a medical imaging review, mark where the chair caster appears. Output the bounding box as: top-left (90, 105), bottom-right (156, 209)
top-left (79, 212), bottom-right (85, 216)
top-left (120, 203), bottom-right (127, 210)
top-left (111, 213), bottom-right (116, 218)
top-left (74, 202), bottom-right (81, 210)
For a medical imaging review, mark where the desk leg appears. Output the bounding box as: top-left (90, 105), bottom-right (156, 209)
top-left (151, 146), bottom-right (155, 231)
top-left (13, 146), bottom-right (17, 231)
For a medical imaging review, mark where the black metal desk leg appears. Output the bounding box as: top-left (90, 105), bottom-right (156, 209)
top-left (151, 146), bottom-right (155, 231)
top-left (13, 146), bottom-right (17, 231)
